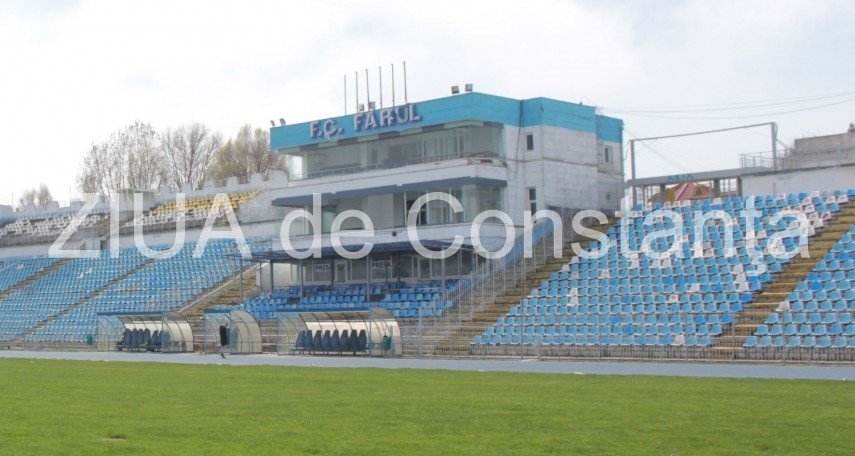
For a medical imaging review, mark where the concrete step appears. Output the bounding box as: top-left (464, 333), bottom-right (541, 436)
top-left (732, 324), bottom-right (759, 335)
top-left (708, 347), bottom-right (742, 359)
top-left (715, 337), bottom-right (747, 348)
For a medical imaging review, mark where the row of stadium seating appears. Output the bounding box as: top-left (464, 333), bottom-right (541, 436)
top-left (0, 239), bottom-right (270, 343)
top-left (475, 333), bottom-right (717, 347)
top-left (743, 335), bottom-right (855, 349)
top-left (0, 251), bottom-right (148, 340)
top-left (744, 224), bottom-right (855, 348)
top-left (753, 321), bottom-right (855, 337)
top-left (294, 328), bottom-right (368, 354)
top-left (473, 190), bottom-right (853, 348)
top-left (638, 190), bottom-right (848, 211)
top-left (30, 244), bottom-right (239, 342)
top-left (228, 280), bottom-right (462, 319)
top-left (0, 191), bottom-right (259, 243)
top-left (115, 328), bottom-right (162, 351)
top-left (124, 191), bottom-right (258, 229)
top-left (0, 211), bottom-right (108, 239)
top-left (0, 257), bottom-right (59, 292)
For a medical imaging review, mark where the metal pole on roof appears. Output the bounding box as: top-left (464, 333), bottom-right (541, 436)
top-left (403, 61), bottom-right (408, 104)
top-left (630, 139), bottom-right (637, 208)
top-left (269, 260), bottom-right (274, 293)
top-left (365, 68), bottom-right (370, 109)
top-left (771, 122), bottom-right (779, 171)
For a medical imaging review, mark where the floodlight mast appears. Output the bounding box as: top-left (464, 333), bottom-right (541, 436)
top-left (628, 122), bottom-right (779, 207)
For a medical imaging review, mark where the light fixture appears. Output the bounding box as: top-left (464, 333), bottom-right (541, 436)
top-left (451, 85), bottom-right (460, 95)
top-left (368, 101), bottom-right (376, 110)
top-left (464, 83), bottom-right (473, 93)
top-left (358, 103), bottom-right (365, 112)
top-left (269, 120), bottom-right (275, 127)
top-left (279, 118), bottom-right (286, 126)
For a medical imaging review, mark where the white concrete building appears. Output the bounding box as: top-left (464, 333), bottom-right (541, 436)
top-left (264, 92), bottom-right (623, 284)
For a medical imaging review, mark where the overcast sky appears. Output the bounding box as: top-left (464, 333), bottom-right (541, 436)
top-left (1, 0), bottom-right (852, 207)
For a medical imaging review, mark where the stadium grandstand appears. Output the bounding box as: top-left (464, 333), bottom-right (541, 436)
top-left (121, 190), bottom-right (259, 234)
top-left (0, 91), bottom-right (852, 363)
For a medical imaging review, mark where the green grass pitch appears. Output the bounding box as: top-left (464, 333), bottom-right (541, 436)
top-left (0, 358), bottom-right (852, 455)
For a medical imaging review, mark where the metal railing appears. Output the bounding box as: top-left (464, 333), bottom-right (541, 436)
top-left (740, 148), bottom-right (855, 171)
top-left (299, 152), bottom-right (501, 181)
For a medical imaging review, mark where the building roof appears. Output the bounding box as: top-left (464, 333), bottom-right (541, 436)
top-left (270, 92), bottom-right (623, 150)
top-left (626, 167), bottom-right (769, 187)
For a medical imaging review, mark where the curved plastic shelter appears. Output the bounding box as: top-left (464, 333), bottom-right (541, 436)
top-left (96, 311), bottom-right (193, 353)
top-left (203, 309), bottom-right (262, 354)
top-left (276, 307), bottom-right (401, 357)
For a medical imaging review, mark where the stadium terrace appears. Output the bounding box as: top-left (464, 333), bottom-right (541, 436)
top-left (0, 90), bottom-right (852, 365)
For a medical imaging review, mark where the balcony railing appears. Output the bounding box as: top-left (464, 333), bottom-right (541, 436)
top-left (295, 151), bottom-right (501, 181)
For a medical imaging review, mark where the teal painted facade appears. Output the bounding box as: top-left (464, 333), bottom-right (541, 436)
top-left (270, 92), bottom-right (623, 150)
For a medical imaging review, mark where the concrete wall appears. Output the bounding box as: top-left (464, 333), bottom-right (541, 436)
top-left (504, 124), bottom-right (622, 220)
top-left (0, 243), bottom-right (53, 258)
top-left (257, 263), bottom-right (296, 291)
top-left (742, 165), bottom-right (855, 196)
top-left (158, 170), bottom-right (288, 206)
top-left (114, 221), bottom-right (277, 250)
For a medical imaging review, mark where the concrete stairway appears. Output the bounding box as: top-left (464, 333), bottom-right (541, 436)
top-left (182, 265), bottom-right (259, 321)
top-left (418, 219), bottom-right (615, 357)
top-left (711, 201), bottom-right (855, 359)
top-left (181, 265), bottom-right (259, 352)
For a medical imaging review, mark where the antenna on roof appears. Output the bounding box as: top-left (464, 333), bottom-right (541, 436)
top-left (343, 74), bottom-right (347, 115)
top-left (391, 63), bottom-right (396, 107)
top-left (378, 65), bottom-right (383, 109)
top-left (403, 61), bottom-right (408, 104)
top-left (355, 71), bottom-right (359, 114)
top-left (365, 69), bottom-right (371, 110)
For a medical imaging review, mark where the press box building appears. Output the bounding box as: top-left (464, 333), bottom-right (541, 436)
top-left (266, 91), bottom-right (623, 283)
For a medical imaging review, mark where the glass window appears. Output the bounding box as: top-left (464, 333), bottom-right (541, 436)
top-left (350, 260), bottom-right (366, 281)
top-left (283, 125), bottom-right (503, 181)
top-left (418, 258), bottom-right (431, 278)
top-left (528, 187), bottom-right (537, 213)
top-left (396, 256), bottom-right (413, 279)
top-left (313, 261), bottom-right (332, 283)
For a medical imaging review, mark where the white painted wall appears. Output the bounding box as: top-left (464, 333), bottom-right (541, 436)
top-left (504, 124), bottom-right (622, 220)
top-left (0, 243), bottom-right (53, 258)
top-left (742, 166), bottom-right (855, 196)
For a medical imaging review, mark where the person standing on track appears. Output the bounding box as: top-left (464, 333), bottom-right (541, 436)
top-left (219, 321), bottom-right (229, 358)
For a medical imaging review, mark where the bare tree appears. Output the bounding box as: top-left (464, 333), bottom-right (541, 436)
top-left (160, 123), bottom-right (222, 191)
top-left (77, 142), bottom-right (123, 198)
top-left (121, 121), bottom-right (163, 190)
top-left (16, 184), bottom-right (53, 211)
top-left (76, 121), bottom-right (164, 198)
top-left (205, 124), bottom-right (285, 182)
